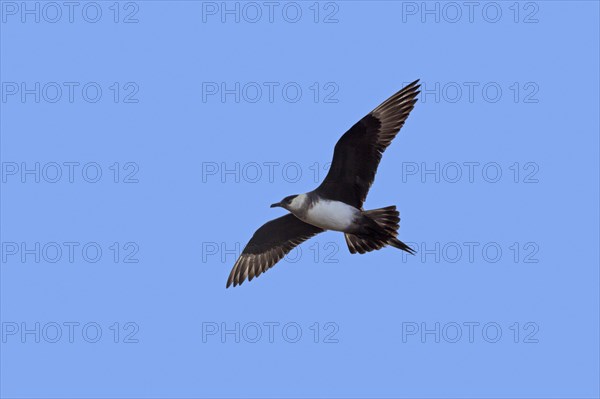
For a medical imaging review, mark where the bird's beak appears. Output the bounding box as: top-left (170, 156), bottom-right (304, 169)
top-left (270, 202), bottom-right (282, 208)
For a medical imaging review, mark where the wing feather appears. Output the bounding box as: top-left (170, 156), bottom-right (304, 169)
top-left (316, 80), bottom-right (420, 208)
top-left (227, 214), bottom-right (324, 287)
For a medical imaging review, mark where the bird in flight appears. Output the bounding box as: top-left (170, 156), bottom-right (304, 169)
top-left (227, 80), bottom-right (421, 288)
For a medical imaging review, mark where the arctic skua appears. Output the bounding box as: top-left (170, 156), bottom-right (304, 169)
top-left (227, 80), bottom-right (421, 288)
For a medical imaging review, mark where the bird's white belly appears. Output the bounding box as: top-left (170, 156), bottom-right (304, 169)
top-left (303, 200), bottom-right (358, 231)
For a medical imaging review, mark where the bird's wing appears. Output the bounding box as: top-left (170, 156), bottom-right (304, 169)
top-left (315, 80), bottom-right (421, 208)
top-left (227, 214), bottom-right (324, 287)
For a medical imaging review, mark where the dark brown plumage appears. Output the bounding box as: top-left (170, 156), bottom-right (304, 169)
top-left (227, 81), bottom-right (420, 288)
top-left (226, 214), bottom-right (323, 288)
top-left (316, 80), bottom-right (420, 208)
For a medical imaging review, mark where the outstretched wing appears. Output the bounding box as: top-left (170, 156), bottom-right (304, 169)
top-left (315, 80), bottom-right (420, 208)
top-left (227, 214), bottom-right (324, 288)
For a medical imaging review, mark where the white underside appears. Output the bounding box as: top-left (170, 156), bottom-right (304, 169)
top-left (302, 200), bottom-right (359, 232)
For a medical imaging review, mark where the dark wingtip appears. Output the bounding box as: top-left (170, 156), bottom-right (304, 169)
top-left (226, 267), bottom-right (237, 288)
top-left (405, 79), bottom-right (421, 95)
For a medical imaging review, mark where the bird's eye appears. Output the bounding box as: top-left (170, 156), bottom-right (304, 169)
top-left (286, 199), bottom-right (292, 204)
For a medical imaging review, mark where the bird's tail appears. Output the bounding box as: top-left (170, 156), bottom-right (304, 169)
top-left (344, 205), bottom-right (415, 255)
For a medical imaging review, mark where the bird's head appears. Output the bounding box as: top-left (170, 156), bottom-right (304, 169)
top-left (271, 194), bottom-right (303, 212)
